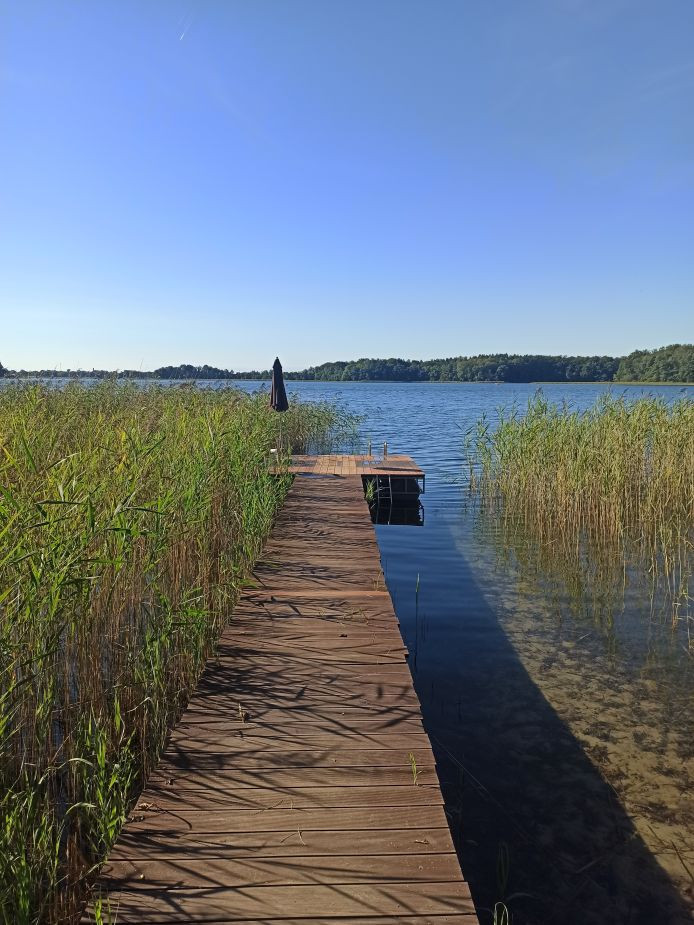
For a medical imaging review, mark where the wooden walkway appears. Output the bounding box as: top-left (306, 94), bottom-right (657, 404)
top-left (87, 457), bottom-right (477, 924)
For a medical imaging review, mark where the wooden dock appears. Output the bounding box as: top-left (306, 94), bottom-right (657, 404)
top-left (87, 455), bottom-right (477, 924)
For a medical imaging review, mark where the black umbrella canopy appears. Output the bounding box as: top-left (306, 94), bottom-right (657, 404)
top-left (269, 357), bottom-right (289, 412)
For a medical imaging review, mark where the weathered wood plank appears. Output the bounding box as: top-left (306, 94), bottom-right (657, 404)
top-left (196, 660), bottom-right (415, 683)
top-left (182, 689), bottom-right (423, 711)
top-left (216, 634), bottom-right (408, 653)
top-left (131, 784), bottom-right (443, 812)
top-left (146, 766), bottom-right (439, 791)
top-left (88, 917), bottom-right (476, 925)
top-left (176, 705), bottom-right (424, 727)
top-left (251, 568), bottom-right (386, 593)
top-left (235, 588), bottom-right (393, 601)
top-left (155, 746), bottom-right (435, 772)
top-left (120, 805), bottom-right (450, 837)
top-left (86, 882), bottom-right (474, 922)
top-left (108, 826), bottom-right (456, 861)
top-left (187, 684), bottom-right (422, 709)
top-left (166, 731), bottom-right (432, 752)
top-left (211, 641), bottom-right (409, 664)
top-left (169, 725), bottom-right (428, 747)
top-left (99, 853), bottom-right (464, 888)
top-left (232, 594), bottom-right (396, 613)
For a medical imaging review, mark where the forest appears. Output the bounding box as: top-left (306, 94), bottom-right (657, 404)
top-left (2, 344), bottom-right (692, 383)
top-left (614, 344), bottom-right (694, 383)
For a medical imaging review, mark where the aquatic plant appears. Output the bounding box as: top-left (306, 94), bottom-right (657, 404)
top-left (465, 394), bottom-right (694, 621)
top-left (0, 381), bottom-right (344, 923)
top-left (408, 750), bottom-right (420, 785)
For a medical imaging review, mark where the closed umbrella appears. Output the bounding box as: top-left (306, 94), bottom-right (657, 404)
top-left (269, 357), bottom-right (289, 454)
top-left (269, 357), bottom-right (289, 412)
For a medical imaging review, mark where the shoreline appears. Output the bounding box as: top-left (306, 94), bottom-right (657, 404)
top-left (2, 376), bottom-right (693, 386)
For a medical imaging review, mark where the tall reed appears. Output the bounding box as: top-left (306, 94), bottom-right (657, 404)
top-left (0, 382), bottom-right (346, 923)
top-left (465, 394), bottom-right (694, 619)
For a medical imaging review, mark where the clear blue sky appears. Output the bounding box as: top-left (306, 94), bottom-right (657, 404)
top-left (1, 1), bottom-right (692, 371)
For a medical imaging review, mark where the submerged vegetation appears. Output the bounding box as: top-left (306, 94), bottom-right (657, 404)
top-left (0, 382), bottom-right (349, 924)
top-left (466, 394), bottom-right (694, 625)
top-left (464, 394), bottom-right (694, 921)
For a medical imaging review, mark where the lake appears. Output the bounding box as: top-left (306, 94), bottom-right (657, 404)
top-left (234, 379), bottom-right (692, 925)
top-left (5, 377), bottom-right (693, 922)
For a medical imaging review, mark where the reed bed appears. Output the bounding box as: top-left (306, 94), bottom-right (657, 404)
top-left (465, 394), bottom-right (694, 620)
top-left (0, 381), bottom-right (348, 924)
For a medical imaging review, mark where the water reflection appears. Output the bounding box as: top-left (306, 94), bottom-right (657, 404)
top-left (368, 499), bottom-right (425, 526)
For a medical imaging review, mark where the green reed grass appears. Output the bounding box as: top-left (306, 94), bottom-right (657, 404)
top-left (465, 394), bottom-right (694, 620)
top-left (0, 381), bottom-right (348, 924)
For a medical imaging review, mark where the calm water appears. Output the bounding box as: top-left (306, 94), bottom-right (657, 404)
top-left (7, 378), bottom-right (693, 922)
top-left (235, 380), bottom-right (692, 925)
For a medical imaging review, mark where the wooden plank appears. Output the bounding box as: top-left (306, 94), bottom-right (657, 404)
top-left (180, 695), bottom-right (424, 719)
top-left (218, 627), bottom-right (407, 646)
top-left (230, 601), bottom-right (401, 627)
top-left (88, 901), bottom-right (478, 925)
top-left (146, 766), bottom-right (437, 791)
top-left (181, 691), bottom-right (424, 714)
top-left (167, 730), bottom-right (431, 751)
top-left (84, 882), bottom-right (475, 922)
top-left (186, 672), bottom-right (421, 695)
top-left (130, 784), bottom-right (443, 811)
top-left (177, 704), bottom-right (424, 725)
top-left (257, 548), bottom-right (382, 565)
top-left (165, 732), bottom-right (433, 754)
top-left (218, 624), bottom-right (406, 641)
top-left (235, 590), bottom-right (396, 606)
top-left (170, 721), bottom-right (427, 742)
top-left (100, 853), bottom-right (464, 888)
top-left (250, 567), bottom-right (386, 592)
top-left (85, 912), bottom-right (476, 925)
top-left (236, 588), bottom-right (392, 600)
top-left (229, 607), bottom-right (398, 630)
top-left (209, 648), bottom-right (410, 664)
top-left (176, 698), bottom-right (424, 721)
top-left (108, 826), bottom-right (455, 861)
top-left (169, 719), bottom-right (427, 739)
top-left (119, 805), bottom-right (450, 836)
top-left (154, 747), bottom-right (435, 771)
top-left (217, 638), bottom-right (408, 658)
top-left (199, 661), bottom-right (412, 684)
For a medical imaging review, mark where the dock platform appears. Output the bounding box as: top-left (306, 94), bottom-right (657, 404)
top-left (283, 454), bottom-right (425, 500)
top-left (87, 455), bottom-right (477, 923)
top-left (284, 453), bottom-right (425, 479)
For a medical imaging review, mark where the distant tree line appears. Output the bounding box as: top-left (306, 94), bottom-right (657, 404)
top-left (0, 363), bottom-right (269, 380)
top-left (614, 344), bottom-right (694, 383)
top-left (2, 345), bottom-right (692, 383)
top-left (287, 353), bottom-right (621, 382)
